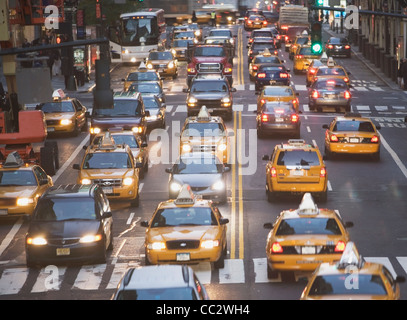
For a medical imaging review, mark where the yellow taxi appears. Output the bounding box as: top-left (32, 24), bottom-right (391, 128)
top-left (322, 113), bottom-right (381, 161)
top-left (257, 85), bottom-right (299, 112)
top-left (263, 193), bottom-right (353, 280)
top-left (301, 242), bottom-right (405, 300)
top-left (306, 55), bottom-right (331, 86)
top-left (140, 184), bottom-right (229, 269)
top-left (262, 139), bottom-right (328, 202)
top-left (36, 89), bottom-right (87, 136)
top-left (178, 107), bottom-right (233, 166)
top-left (0, 151), bottom-right (53, 217)
top-left (122, 65), bottom-right (162, 92)
top-left (293, 45), bottom-right (322, 74)
top-left (248, 49), bottom-right (285, 81)
top-left (73, 132), bottom-right (143, 207)
top-left (310, 58), bottom-right (351, 87)
top-left (289, 35), bottom-right (310, 60)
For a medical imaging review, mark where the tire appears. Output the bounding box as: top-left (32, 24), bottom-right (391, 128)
top-left (131, 192), bottom-right (140, 207)
top-left (44, 141), bottom-right (59, 170)
top-left (267, 263), bottom-right (279, 279)
top-left (40, 146), bottom-right (56, 176)
top-left (214, 244), bottom-right (226, 269)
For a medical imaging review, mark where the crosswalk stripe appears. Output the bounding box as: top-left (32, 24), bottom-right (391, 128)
top-left (72, 264), bottom-right (106, 290)
top-left (190, 262), bottom-right (212, 284)
top-left (0, 267), bottom-right (28, 295)
top-left (219, 259), bottom-right (245, 284)
top-left (31, 266), bottom-right (66, 293)
top-left (396, 257), bottom-right (407, 275)
top-left (106, 263), bottom-right (130, 289)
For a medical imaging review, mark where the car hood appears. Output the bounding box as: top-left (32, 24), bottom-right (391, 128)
top-left (148, 225), bottom-right (220, 242)
top-left (0, 186), bottom-right (38, 198)
top-left (45, 113), bottom-right (75, 120)
top-left (28, 220), bottom-right (101, 239)
top-left (172, 173), bottom-right (223, 188)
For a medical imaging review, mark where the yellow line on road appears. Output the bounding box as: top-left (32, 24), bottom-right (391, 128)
top-left (230, 112), bottom-right (237, 259)
top-left (238, 111), bottom-right (244, 260)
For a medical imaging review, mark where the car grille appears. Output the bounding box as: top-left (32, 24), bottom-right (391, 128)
top-left (0, 198), bottom-right (16, 206)
top-left (192, 145), bottom-right (217, 152)
top-left (191, 186), bottom-right (208, 192)
top-left (46, 120), bottom-right (60, 126)
top-left (195, 99), bottom-right (222, 107)
top-left (93, 179), bottom-right (122, 187)
top-left (277, 245), bottom-right (339, 255)
top-left (48, 238), bottom-right (80, 246)
top-left (166, 240), bottom-right (201, 250)
top-left (197, 63), bottom-right (222, 73)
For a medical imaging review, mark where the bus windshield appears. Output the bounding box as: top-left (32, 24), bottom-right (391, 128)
top-left (121, 16), bottom-right (159, 46)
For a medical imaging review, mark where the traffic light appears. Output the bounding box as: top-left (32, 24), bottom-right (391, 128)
top-left (310, 22), bottom-right (322, 54)
top-left (316, 0), bottom-right (324, 6)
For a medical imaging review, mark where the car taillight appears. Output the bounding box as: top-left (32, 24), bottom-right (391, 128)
top-left (248, 20), bottom-right (253, 24)
top-left (260, 99), bottom-right (266, 104)
top-left (280, 73), bottom-right (288, 78)
top-left (309, 68), bottom-right (316, 74)
top-left (343, 77), bottom-right (349, 83)
top-left (252, 65), bottom-right (258, 70)
top-left (261, 114), bottom-right (269, 122)
top-left (320, 167), bottom-right (327, 178)
top-left (344, 91), bottom-right (351, 99)
top-left (330, 134), bottom-right (339, 142)
top-left (271, 242), bottom-right (283, 253)
top-left (274, 51), bottom-right (278, 55)
top-left (249, 50), bottom-right (253, 55)
top-left (296, 55), bottom-right (304, 59)
top-left (345, 45), bottom-right (351, 49)
top-left (263, 21), bottom-right (267, 25)
top-left (257, 73), bottom-right (266, 78)
top-left (249, 38), bottom-right (253, 43)
top-left (371, 135), bottom-right (379, 143)
top-left (312, 90), bottom-right (320, 99)
top-left (334, 241), bottom-right (346, 252)
top-left (277, 35), bottom-right (281, 40)
top-left (291, 114), bottom-right (299, 123)
top-left (285, 36), bottom-right (288, 41)
top-left (327, 44), bottom-right (334, 49)
top-left (269, 166), bottom-right (277, 177)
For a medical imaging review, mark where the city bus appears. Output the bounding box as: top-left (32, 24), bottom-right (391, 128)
top-left (109, 8), bottom-right (166, 63)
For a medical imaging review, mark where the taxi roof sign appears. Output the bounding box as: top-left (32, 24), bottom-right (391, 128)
top-left (327, 57), bottom-right (335, 67)
top-left (138, 62), bottom-right (147, 71)
top-left (174, 184), bottom-right (196, 205)
top-left (97, 132), bottom-right (117, 150)
top-left (262, 48), bottom-right (271, 56)
top-left (337, 241), bottom-right (364, 270)
top-left (52, 89), bottom-right (66, 101)
top-left (3, 151), bottom-right (24, 168)
top-left (297, 193), bottom-right (319, 215)
top-left (196, 106), bottom-right (211, 121)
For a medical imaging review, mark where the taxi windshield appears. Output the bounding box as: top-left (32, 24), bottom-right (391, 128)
top-left (277, 150), bottom-right (320, 166)
top-left (116, 287), bottom-right (196, 300)
top-left (299, 47), bottom-right (319, 56)
top-left (83, 152), bottom-right (132, 169)
top-left (38, 101), bottom-right (74, 113)
top-left (93, 100), bottom-right (142, 117)
top-left (93, 134), bottom-right (139, 148)
top-left (149, 51), bottom-right (173, 60)
top-left (182, 123), bottom-right (225, 137)
top-left (151, 207), bottom-right (218, 227)
top-left (173, 157), bottom-right (223, 174)
top-left (308, 274), bottom-right (387, 296)
top-left (0, 170), bottom-right (37, 186)
top-left (276, 218), bottom-right (342, 235)
top-left (333, 121), bottom-right (375, 132)
top-left (126, 72), bottom-right (159, 82)
top-left (296, 37), bottom-right (309, 45)
top-left (34, 198), bottom-right (97, 221)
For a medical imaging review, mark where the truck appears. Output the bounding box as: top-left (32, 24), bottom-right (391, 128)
top-left (277, 5), bottom-right (310, 52)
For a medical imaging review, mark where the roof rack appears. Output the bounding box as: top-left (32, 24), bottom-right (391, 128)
top-left (3, 151), bottom-right (24, 168)
top-left (337, 242), bottom-right (365, 270)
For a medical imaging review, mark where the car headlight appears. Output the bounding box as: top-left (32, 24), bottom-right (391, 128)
top-left (122, 49), bottom-right (129, 55)
top-left (79, 234), bottom-right (103, 244)
top-left (81, 178), bottom-right (92, 185)
top-left (146, 63), bottom-right (153, 69)
top-left (17, 197), bottom-right (34, 206)
top-left (168, 61), bottom-right (175, 69)
top-left (181, 144), bottom-right (192, 152)
top-left (27, 236), bottom-right (47, 246)
top-left (195, 30), bottom-right (201, 36)
top-left (218, 143), bottom-right (227, 152)
top-left (132, 126), bottom-right (143, 134)
top-left (90, 127), bottom-right (101, 134)
top-left (147, 242), bottom-right (166, 250)
top-left (170, 182), bottom-right (182, 193)
top-left (60, 119), bottom-right (73, 126)
top-left (188, 97), bottom-right (197, 104)
top-left (171, 49), bottom-right (176, 55)
top-left (123, 177), bottom-right (134, 186)
top-left (211, 180), bottom-right (225, 191)
top-left (222, 97), bottom-right (231, 103)
top-left (201, 240), bottom-right (219, 249)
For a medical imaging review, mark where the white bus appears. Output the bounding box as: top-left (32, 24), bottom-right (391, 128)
top-left (109, 8), bottom-right (166, 63)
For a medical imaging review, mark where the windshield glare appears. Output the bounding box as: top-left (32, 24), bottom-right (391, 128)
top-left (34, 198), bottom-right (97, 221)
top-left (39, 101), bottom-right (74, 113)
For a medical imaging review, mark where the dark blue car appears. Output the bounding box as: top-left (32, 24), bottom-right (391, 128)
top-left (254, 64), bottom-right (291, 91)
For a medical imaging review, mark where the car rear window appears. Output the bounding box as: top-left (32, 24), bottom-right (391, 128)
top-left (317, 68), bottom-right (346, 76)
top-left (263, 87), bottom-right (294, 96)
top-left (116, 288), bottom-right (196, 300)
top-left (308, 275), bottom-right (387, 296)
top-left (276, 150), bottom-right (320, 166)
top-left (276, 218), bottom-right (342, 235)
top-left (333, 121), bottom-right (375, 132)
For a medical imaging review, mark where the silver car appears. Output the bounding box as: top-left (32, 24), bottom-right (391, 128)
top-left (308, 78), bottom-right (352, 112)
top-left (165, 152), bottom-right (230, 203)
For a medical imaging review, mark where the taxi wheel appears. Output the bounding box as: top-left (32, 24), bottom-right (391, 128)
top-left (267, 264), bottom-right (279, 280)
top-left (214, 245), bottom-right (226, 269)
top-left (266, 188), bottom-right (277, 203)
top-left (131, 192), bottom-right (140, 207)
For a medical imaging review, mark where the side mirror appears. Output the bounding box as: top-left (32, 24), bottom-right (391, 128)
top-left (344, 221), bottom-right (354, 228)
top-left (73, 164), bottom-right (80, 170)
top-left (165, 168), bottom-right (172, 173)
top-left (140, 220), bottom-right (149, 227)
top-left (219, 218), bottom-right (229, 225)
top-left (396, 276), bottom-right (406, 283)
top-left (135, 162), bottom-right (143, 169)
top-left (262, 155), bottom-right (270, 161)
top-left (263, 222), bottom-right (273, 229)
top-left (102, 211), bottom-right (113, 219)
top-left (375, 124), bottom-right (381, 130)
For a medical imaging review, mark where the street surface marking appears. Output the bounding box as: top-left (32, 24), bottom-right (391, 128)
top-left (0, 218), bottom-right (23, 257)
top-left (0, 267), bottom-right (28, 295)
top-left (31, 266), bottom-right (66, 293)
top-left (219, 259), bottom-right (245, 284)
top-left (73, 264), bottom-right (106, 290)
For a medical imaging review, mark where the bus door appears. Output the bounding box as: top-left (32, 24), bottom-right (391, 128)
top-left (108, 26), bottom-right (122, 63)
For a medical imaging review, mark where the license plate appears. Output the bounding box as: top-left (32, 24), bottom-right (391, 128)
top-left (47, 127), bottom-right (55, 132)
top-left (176, 253), bottom-right (190, 261)
top-left (0, 209), bottom-right (7, 216)
top-left (349, 137), bottom-right (359, 143)
top-left (275, 117), bottom-right (284, 122)
top-left (290, 169), bottom-right (304, 176)
top-left (325, 94), bottom-right (336, 99)
top-left (302, 246), bottom-right (316, 254)
top-left (103, 187), bottom-right (113, 194)
top-left (56, 248), bottom-right (70, 256)
top-left (269, 80), bottom-right (276, 84)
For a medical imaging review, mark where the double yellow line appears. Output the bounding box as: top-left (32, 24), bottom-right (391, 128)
top-left (230, 27), bottom-right (244, 260)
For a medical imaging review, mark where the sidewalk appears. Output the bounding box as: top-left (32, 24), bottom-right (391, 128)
top-left (322, 24), bottom-right (400, 91)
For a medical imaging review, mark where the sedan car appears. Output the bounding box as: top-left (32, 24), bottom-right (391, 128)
top-left (128, 81), bottom-right (166, 104)
top-left (257, 85), bottom-right (299, 112)
top-left (248, 39), bottom-right (278, 64)
top-left (25, 184), bottom-right (113, 267)
top-left (293, 45), bottom-right (322, 74)
top-left (145, 50), bottom-right (178, 79)
top-left (325, 37), bottom-right (351, 58)
top-left (310, 64), bottom-right (351, 87)
top-left (249, 51), bottom-right (285, 80)
top-left (322, 113), bottom-right (381, 161)
top-left (244, 14), bottom-right (267, 30)
top-left (165, 152), bottom-right (230, 203)
top-left (122, 70), bottom-right (162, 91)
top-left (308, 78), bottom-right (352, 112)
top-left (171, 39), bottom-right (194, 61)
top-left (256, 102), bottom-right (301, 138)
top-left (254, 63), bottom-right (291, 91)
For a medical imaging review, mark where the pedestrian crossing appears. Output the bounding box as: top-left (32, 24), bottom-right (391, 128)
top-left (1, 256), bottom-right (407, 295)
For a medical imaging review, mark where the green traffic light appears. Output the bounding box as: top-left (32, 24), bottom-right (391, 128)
top-left (311, 43), bottom-right (322, 54)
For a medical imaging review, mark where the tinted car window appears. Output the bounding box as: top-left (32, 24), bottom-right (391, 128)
top-left (333, 121), bottom-right (375, 132)
top-left (93, 100), bottom-right (142, 117)
top-left (276, 150), bottom-right (320, 166)
top-left (151, 207), bottom-right (218, 227)
top-left (116, 288), bottom-right (196, 300)
top-left (83, 152), bottom-right (132, 169)
top-left (308, 275), bottom-right (387, 296)
top-left (276, 218), bottom-right (342, 236)
top-left (34, 198), bottom-right (97, 221)
top-left (191, 81), bottom-right (228, 92)
top-left (39, 101), bottom-right (74, 113)
top-left (329, 38), bottom-right (349, 45)
top-left (149, 51), bottom-right (173, 60)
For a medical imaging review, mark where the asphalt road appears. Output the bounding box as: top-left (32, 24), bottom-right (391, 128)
top-left (1, 23), bottom-right (407, 302)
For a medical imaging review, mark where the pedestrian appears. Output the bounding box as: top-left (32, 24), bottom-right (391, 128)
top-left (325, 12), bottom-right (329, 24)
top-left (211, 10), bottom-right (216, 27)
top-left (192, 10), bottom-right (197, 23)
top-left (401, 58), bottom-right (407, 90)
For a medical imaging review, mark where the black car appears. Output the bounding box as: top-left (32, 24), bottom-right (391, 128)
top-left (248, 39), bottom-right (278, 64)
top-left (128, 81), bottom-right (166, 104)
top-left (25, 184), bottom-right (113, 267)
top-left (262, 11), bottom-right (279, 25)
top-left (184, 77), bottom-right (236, 119)
top-left (256, 102), bottom-right (301, 138)
top-left (254, 63), bottom-right (291, 91)
top-left (247, 28), bottom-right (280, 48)
top-left (325, 37), bottom-right (351, 58)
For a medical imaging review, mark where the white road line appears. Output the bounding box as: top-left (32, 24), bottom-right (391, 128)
top-left (380, 133), bottom-right (407, 179)
top-left (219, 259), bottom-right (245, 284)
top-left (73, 264), bottom-right (107, 290)
top-left (0, 217), bottom-right (23, 256)
top-left (0, 267), bottom-right (28, 295)
top-left (126, 212), bottom-right (135, 225)
top-left (396, 257), bottom-right (407, 275)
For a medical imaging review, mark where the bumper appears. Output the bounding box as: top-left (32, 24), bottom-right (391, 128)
top-left (268, 180), bottom-right (327, 194)
top-left (187, 104), bottom-right (232, 117)
top-left (258, 123), bottom-right (299, 134)
top-left (311, 98), bottom-right (351, 107)
top-left (0, 204), bottom-right (35, 217)
top-left (328, 143), bottom-right (380, 155)
top-left (47, 123), bottom-right (76, 134)
top-left (327, 49), bottom-right (351, 57)
top-left (146, 246), bottom-right (222, 265)
top-left (267, 254), bottom-right (342, 272)
top-left (170, 188), bottom-right (226, 203)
